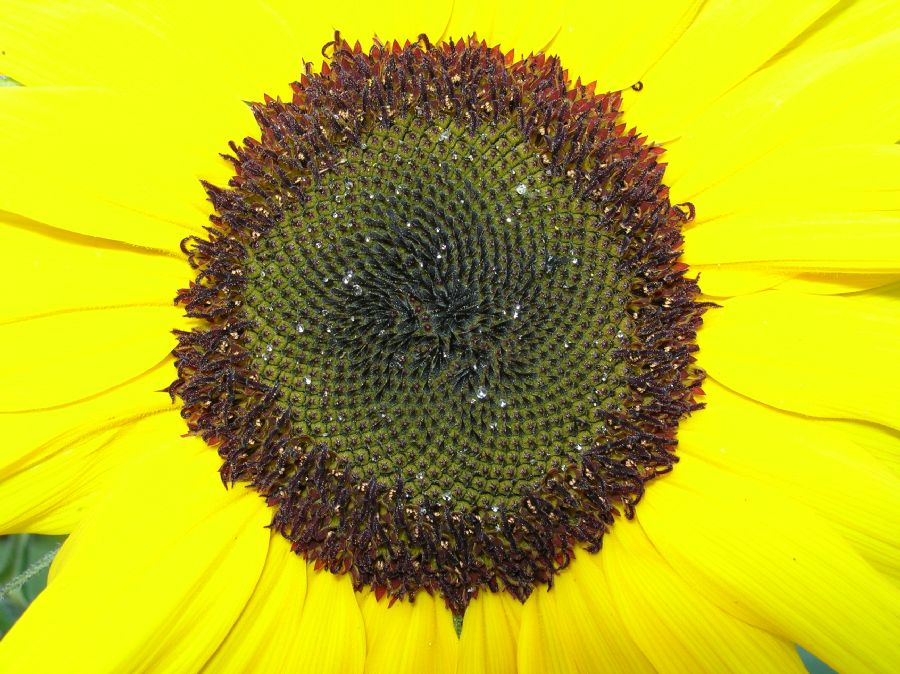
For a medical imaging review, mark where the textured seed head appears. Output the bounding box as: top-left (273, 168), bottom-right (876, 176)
top-left (170, 33), bottom-right (709, 613)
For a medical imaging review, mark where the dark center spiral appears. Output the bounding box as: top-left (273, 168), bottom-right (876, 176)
top-left (170, 34), bottom-right (709, 613)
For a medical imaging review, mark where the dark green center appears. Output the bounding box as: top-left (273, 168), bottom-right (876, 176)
top-left (243, 116), bottom-right (629, 511)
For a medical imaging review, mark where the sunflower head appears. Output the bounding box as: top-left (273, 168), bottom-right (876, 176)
top-left (168, 33), bottom-right (708, 612)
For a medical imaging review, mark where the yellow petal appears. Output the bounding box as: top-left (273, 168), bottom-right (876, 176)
top-left (0, 0), bottom-right (332, 100)
top-left (685, 212), bottom-right (900, 272)
top-left (0, 304), bottom-right (182, 411)
top-left (0, 439), bottom-right (271, 672)
top-left (0, 86), bottom-right (257, 252)
top-left (0, 409), bottom-right (182, 535)
top-left (1, 213), bottom-right (189, 322)
top-left (776, 273), bottom-right (900, 296)
top-left (550, 0), bottom-right (703, 93)
top-left (1, 359), bottom-right (173, 477)
top-left (444, 0), bottom-right (564, 57)
top-left (824, 418), bottom-right (900, 480)
top-left (681, 379), bottom-right (900, 581)
top-left (201, 533), bottom-right (309, 672)
top-left (292, 566), bottom-right (366, 674)
top-left (683, 144), bottom-right (900, 273)
top-left (766, 0), bottom-right (900, 65)
top-left (638, 458), bottom-right (900, 673)
top-left (604, 517), bottom-right (807, 673)
top-left (699, 291), bottom-right (900, 429)
top-left (518, 552), bottom-right (654, 674)
top-left (694, 266), bottom-right (793, 298)
top-left (623, 0), bottom-right (840, 141)
top-left (690, 144), bottom-right (900, 215)
top-left (664, 31), bottom-right (900, 197)
top-left (457, 591), bottom-right (522, 674)
top-left (359, 591), bottom-right (458, 674)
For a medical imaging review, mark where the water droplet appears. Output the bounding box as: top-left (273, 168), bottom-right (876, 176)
top-left (616, 330), bottom-right (625, 339)
top-left (296, 324), bottom-right (304, 333)
top-left (342, 271), bottom-right (354, 284)
top-left (476, 386), bottom-right (488, 399)
top-left (438, 128), bottom-right (451, 142)
top-left (332, 212), bottom-right (339, 219)
top-left (515, 183), bottom-right (528, 195)
top-left (266, 344), bottom-right (273, 352)
top-left (304, 376), bottom-right (312, 385)
top-left (571, 257), bottom-right (579, 265)
top-left (352, 284), bottom-right (363, 296)
top-left (499, 399), bottom-right (508, 408)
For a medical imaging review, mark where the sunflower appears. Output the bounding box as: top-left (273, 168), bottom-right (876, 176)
top-left (1, 0), bottom-right (898, 672)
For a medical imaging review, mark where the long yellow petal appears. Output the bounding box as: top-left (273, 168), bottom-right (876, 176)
top-left (638, 458), bottom-right (900, 673)
top-left (1, 359), bottom-right (173, 478)
top-left (604, 517), bottom-right (807, 673)
top-left (359, 591), bottom-right (458, 674)
top-left (681, 380), bottom-right (900, 580)
top-left (824, 418), bottom-right (900, 480)
top-left (548, 0), bottom-right (703, 94)
top-left (686, 212), bottom-right (900, 272)
top-left (0, 409), bottom-right (182, 535)
top-left (0, 304), bottom-right (182, 411)
top-left (765, 0), bottom-right (900, 65)
top-left (292, 566), bottom-right (366, 674)
top-left (444, 0), bottom-right (564, 55)
top-left (699, 291), bottom-right (900, 429)
top-left (664, 30), bottom-right (900, 197)
top-left (201, 532), bottom-right (308, 672)
top-left (2, 213), bottom-right (189, 322)
top-left (623, 0), bottom-right (839, 141)
top-left (0, 87), bottom-right (257, 252)
top-left (690, 144), bottom-right (900, 216)
top-left (0, 439), bottom-right (271, 673)
top-left (775, 273), bottom-right (900, 296)
top-left (0, 0), bottom-right (329, 100)
top-left (457, 590), bottom-right (522, 674)
top-left (518, 552), bottom-right (655, 674)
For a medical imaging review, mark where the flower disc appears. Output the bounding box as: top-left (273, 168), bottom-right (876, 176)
top-left (171, 34), bottom-right (709, 612)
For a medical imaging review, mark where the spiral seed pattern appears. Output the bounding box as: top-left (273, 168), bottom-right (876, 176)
top-left (170, 35), bottom-right (709, 612)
